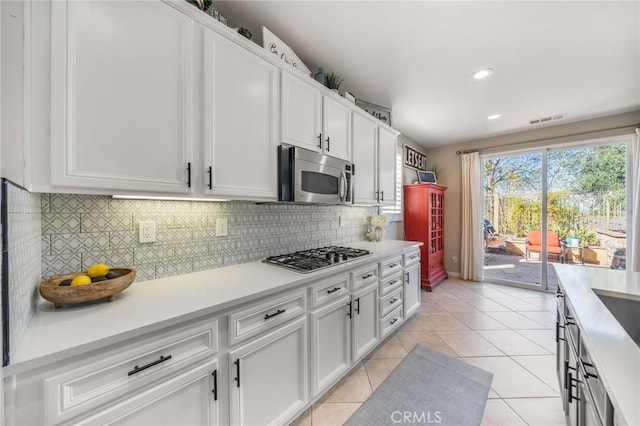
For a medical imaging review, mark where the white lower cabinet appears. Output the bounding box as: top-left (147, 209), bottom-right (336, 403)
top-left (78, 360), bottom-right (219, 426)
top-left (351, 282), bottom-right (379, 362)
top-left (310, 296), bottom-right (352, 397)
top-left (403, 264), bottom-right (421, 318)
top-left (228, 317), bottom-right (308, 426)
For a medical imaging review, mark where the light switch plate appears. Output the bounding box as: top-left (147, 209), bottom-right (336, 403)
top-left (216, 218), bottom-right (228, 236)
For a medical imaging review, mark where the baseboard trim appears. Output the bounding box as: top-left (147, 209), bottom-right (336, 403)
top-left (446, 271), bottom-right (461, 278)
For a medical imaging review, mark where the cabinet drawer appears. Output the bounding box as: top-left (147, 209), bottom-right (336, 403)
top-left (380, 306), bottom-right (403, 338)
top-left (44, 317), bottom-right (218, 425)
top-left (403, 250), bottom-right (420, 268)
top-left (228, 289), bottom-right (306, 346)
top-left (309, 273), bottom-right (350, 308)
top-left (379, 256), bottom-right (403, 278)
top-left (379, 287), bottom-right (403, 318)
top-left (350, 264), bottom-right (378, 290)
top-left (379, 272), bottom-right (403, 297)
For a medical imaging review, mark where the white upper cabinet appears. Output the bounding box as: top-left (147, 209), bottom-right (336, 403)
top-left (280, 72), bottom-right (323, 152)
top-left (50, 1), bottom-right (194, 193)
top-left (203, 29), bottom-right (279, 201)
top-left (352, 113), bottom-right (398, 205)
top-left (352, 113), bottom-right (379, 204)
top-left (280, 72), bottom-right (351, 161)
top-left (377, 127), bottom-right (398, 206)
top-left (322, 97), bottom-right (352, 161)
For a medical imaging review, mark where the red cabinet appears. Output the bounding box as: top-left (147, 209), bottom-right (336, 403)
top-left (403, 184), bottom-right (448, 291)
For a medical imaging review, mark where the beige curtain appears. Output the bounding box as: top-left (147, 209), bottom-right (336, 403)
top-left (630, 128), bottom-right (640, 272)
top-left (460, 152), bottom-right (484, 281)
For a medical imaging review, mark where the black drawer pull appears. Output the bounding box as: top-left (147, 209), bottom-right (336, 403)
top-left (580, 360), bottom-right (599, 379)
top-left (187, 162), bottom-right (191, 188)
top-left (390, 318), bottom-right (398, 325)
top-left (128, 355), bottom-right (172, 376)
top-left (389, 280), bottom-right (398, 285)
top-left (362, 273), bottom-right (373, 280)
top-left (390, 298), bottom-right (398, 304)
top-left (264, 309), bottom-right (285, 320)
top-left (327, 287), bottom-right (341, 294)
top-left (207, 166), bottom-right (212, 190)
top-left (567, 371), bottom-right (581, 403)
top-left (355, 297), bottom-right (360, 314)
top-left (347, 301), bottom-right (352, 318)
top-left (410, 255), bottom-right (418, 259)
top-left (388, 263), bottom-right (398, 268)
top-left (212, 370), bottom-right (218, 400)
top-left (234, 359), bottom-right (240, 387)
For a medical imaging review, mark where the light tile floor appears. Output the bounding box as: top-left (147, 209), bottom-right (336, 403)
top-left (291, 277), bottom-right (566, 426)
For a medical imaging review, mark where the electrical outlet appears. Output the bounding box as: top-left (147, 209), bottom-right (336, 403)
top-left (339, 216), bottom-right (344, 227)
top-left (216, 218), bottom-right (228, 236)
top-left (451, 256), bottom-right (458, 263)
top-left (139, 221), bottom-right (156, 243)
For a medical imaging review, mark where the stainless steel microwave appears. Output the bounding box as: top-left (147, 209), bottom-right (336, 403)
top-left (278, 145), bottom-right (352, 205)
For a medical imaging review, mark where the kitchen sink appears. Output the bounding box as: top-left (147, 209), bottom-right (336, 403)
top-left (594, 291), bottom-right (640, 347)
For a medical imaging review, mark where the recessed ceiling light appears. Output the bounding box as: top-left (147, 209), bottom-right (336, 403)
top-left (487, 114), bottom-right (502, 120)
top-left (472, 68), bottom-right (494, 80)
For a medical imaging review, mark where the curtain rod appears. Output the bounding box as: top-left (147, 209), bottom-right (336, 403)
top-left (455, 123), bottom-right (639, 155)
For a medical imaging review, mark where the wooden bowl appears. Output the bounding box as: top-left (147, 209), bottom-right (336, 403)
top-left (39, 268), bottom-right (136, 309)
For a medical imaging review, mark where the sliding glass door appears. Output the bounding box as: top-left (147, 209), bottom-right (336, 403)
top-left (482, 137), bottom-right (629, 291)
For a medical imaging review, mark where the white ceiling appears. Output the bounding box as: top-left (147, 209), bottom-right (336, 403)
top-left (214, 1), bottom-right (640, 148)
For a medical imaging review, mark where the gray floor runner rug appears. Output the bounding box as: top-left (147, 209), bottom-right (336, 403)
top-left (345, 344), bottom-right (493, 426)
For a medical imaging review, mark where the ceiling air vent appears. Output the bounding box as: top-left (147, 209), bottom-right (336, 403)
top-left (529, 113), bottom-right (567, 125)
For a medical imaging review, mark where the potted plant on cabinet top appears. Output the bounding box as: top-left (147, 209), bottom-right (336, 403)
top-left (324, 71), bottom-right (344, 93)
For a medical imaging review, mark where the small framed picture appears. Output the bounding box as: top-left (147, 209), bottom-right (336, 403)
top-left (344, 91), bottom-right (356, 103)
top-left (417, 171), bottom-right (437, 184)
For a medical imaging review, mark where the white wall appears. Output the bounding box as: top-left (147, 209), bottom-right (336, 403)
top-left (427, 110), bottom-right (640, 275)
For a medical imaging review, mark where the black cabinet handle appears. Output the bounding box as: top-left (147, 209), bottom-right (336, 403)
top-left (389, 263), bottom-right (398, 268)
top-left (234, 359), bottom-right (240, 387)
top-left (580, 360), bottom-right (599, 379)
top-left (355, 297), bottom-right (360, 315)
top-left (389, 279), bottom-right (398, 286)
top-left (264, 309), bottom-right (285, 320)
top-left (556, 289), bottom-right (564, 298)
top-left (390, 318), bottom-right (398, 325)
top-left (317, 133), bottom-right (322, 149)
top-left (326, 136), bottom-right (330, 151)
top-left (187, 162), bottom-right (191, 188)
top-left (212, 370), bottom-right (218, 400)
top-left (381, 190), bottom-right (384, 202)
top-left (207, 166), bottom-right (212, 190)
top-left (567, 371), bottom-right (581, 403)
top-left (405, 273), bottom-right (410, 282)
top-left (390, 298), bottom-right (398, 304)
top-left (128, 355), bottom-right (172, 376)
top-left (362, 273), bottom-right (373, 280)
top-left (327, 287), bottom-right (341, 294)
top-left (555, 321), bottom-right (565, 342)
top-left (375, 190), bottom-right (379, 201)
top-left (347, 301), bottom-right (352, 318)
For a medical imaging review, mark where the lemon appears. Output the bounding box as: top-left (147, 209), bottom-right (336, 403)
top-left (87, 263), bottom-right (110, 278)
top-left (70, 275), bottom-right (92, 286)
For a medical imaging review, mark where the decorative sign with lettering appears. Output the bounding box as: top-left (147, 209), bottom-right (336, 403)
top-left (404, 145), bottom-right (428, 171)
top-left (355, 99), bottom-right (392, 125)
top-left (262, 27), bottom-right (311, 76)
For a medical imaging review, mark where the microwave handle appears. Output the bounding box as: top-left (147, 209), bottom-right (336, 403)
top-left (339, 171), bottom-right (347, 202)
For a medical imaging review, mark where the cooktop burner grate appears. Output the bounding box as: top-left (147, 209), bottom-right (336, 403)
top-left (263, 246), bottom-right (371, 273)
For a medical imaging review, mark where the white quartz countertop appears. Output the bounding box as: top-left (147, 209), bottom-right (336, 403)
top-left (553, 264), bottom-right (640, 426)
top-left (4, 240), bottom-right (421, 375)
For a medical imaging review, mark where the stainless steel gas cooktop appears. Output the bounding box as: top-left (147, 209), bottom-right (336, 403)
top-left (263, 246), bottom-right (371, 273)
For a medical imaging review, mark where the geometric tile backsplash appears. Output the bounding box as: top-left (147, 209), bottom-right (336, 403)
top-left (41, 194), bottom-right (375, 282)
top-left (4, 181), bottom-right (42, 361)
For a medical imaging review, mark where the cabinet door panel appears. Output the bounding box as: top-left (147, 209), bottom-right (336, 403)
top-left (51, 1), bottom-right (193, 193)
top-left (404, 265), bottom-right (421, 318)
top-left (352, 283), bottom-right (379, 362)
top-left (281, 73), bottom-right (322, 152)
top-left (78, 360), bottom-right (218, 426)
top-left (204, 30), bottom-right (278, 200)
top-left (229, 318), bottom-right (308, 426)
top-left (352, 113), bottom-right (378, 204)
top-left (323, 97), bottom-right (352, 161)
top-left (310, 297), bottom-right (351, 396)
top-left (378, 128), bottom-right (397, 205)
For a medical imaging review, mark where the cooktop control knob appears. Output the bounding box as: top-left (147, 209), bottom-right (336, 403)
top-left (333, 254), bottom-right (340, 263)
top-left (342, 254), bottom-right (349, 261)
